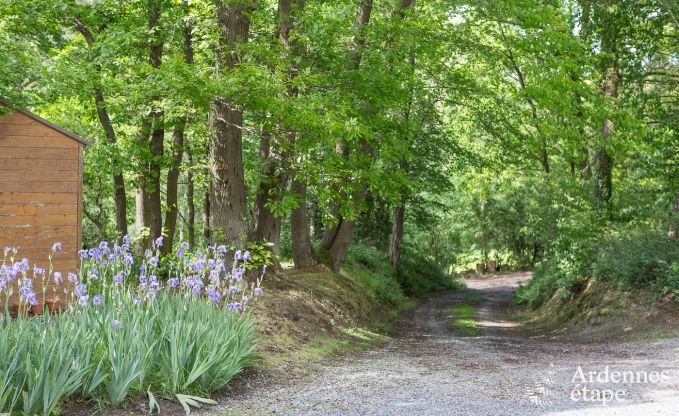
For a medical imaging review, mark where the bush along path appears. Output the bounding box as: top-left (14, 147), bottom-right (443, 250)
top-left (206, 273), bottom-right (679, 416)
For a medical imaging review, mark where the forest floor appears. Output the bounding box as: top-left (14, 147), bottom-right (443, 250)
top-left (207, 272), bottom-right (679, 416)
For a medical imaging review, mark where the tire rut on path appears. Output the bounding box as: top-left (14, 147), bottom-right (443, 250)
top-left (209, 272), bottom-right (679, 416)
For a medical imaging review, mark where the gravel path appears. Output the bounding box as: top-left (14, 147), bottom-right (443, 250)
top-left (211, 273), bottom-right (679, 415)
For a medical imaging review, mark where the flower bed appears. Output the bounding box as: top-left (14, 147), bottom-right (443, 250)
top-left (0, 237), bottom-right (263, 415)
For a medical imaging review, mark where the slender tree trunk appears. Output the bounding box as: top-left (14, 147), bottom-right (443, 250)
top-left (147, 0), bottom-right (165, 244)
top-left (210, 1), bottom-right (255, 249)
top-left (187, 153), bottom-right (196, 247)
top-left (163, 120), bottom-right (184, 254)
top-left (250, 0), bottom-right (305, 258)
top-left (318, 0), bottom-right (374, 271)
top-left (94, 90), bottom-right (128, 240)
top-left (291, 179), bottom-right (316, 268)
top-left (321, 0), bottom-right (415, 272)
top-left (388, 204), bottom-right (405, 274)
top-left (135, 185), bottom-right (150, 253)
top-left (162, 9), bottom-right (194, 254)
top-left (202, 179), bottom-right (211, 242)
top-left (595, 11), bottom-right (619, 211)
top-left (576, 0), bottom-right (591, 181)
top-left (135, 119), bottom-right (152, 254)
top-left (73, 18), bottom-right (128, 241)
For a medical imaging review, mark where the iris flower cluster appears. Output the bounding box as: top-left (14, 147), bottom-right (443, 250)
top-left (1, 235), bottom-right (264, 315)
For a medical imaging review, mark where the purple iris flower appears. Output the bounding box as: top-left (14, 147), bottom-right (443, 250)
top-left (52, 242), bottom-right (62, 252)
top-left (168, 278), bottom-right (180, 288)
top-left (112, 320), bottom-right (123, 330)
top-left (75, 283), bottom-right (87, 297)
top-left (53, 272), bottom-right (63, 284)
top-left (208, 288), bottom-right (221, 304)
top-left (243, 250), bottom-right (251, 261)
top-left (92, 294), bottom-right (102, 306)
top-left (68, 272), bottom-right (78, 283)
top-left (253, 287), bottom-right (263, 297)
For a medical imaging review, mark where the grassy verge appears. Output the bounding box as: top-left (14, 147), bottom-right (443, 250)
top-left (252, 243), bottom-right (460, 370)
top-left (449, 295), bottom-right (482, 336)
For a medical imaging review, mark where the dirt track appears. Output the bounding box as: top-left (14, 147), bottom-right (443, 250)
top-left (209, 273), bottom-right (679, 415)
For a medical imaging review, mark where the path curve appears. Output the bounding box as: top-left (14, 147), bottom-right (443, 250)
top-left (211, 272), bottom-right (679, 415)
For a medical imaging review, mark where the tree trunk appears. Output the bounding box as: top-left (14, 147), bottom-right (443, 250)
top-left (135, 119), bottom-right (152, 254)
top-left (73, 18), bottom-right (128, 241)
top-left (135, 183), bottom-right (150, 253)
top-left (162, 120), bottom-right (184, 255)
top-left (202, 179), bottom-right (211, 242)
top-left (187, 153), bottom-right (196, 247)
top-left (594, 135), bottom-right (613, 207)
top-left (147, 0), bottom-right (165, 244)
top-left (389, 204), bottom-right (405, 275)
top-left (321, 0), bottom-right (416, 272)
top-left (209, 1), bottom-right (255, 249)
top-left (148, 117), bottom-right (164, 243)
top-left (595, 10), bottom-right (619, 211)
top-left (251, 130), bottom-right (285, 252)
top-left (250, 0), bottom-right (305, 253)
top-left (290, 179), bottom-right (316, 268)
top-left (94, 90), bottom-right (128, 241)
top-left (162, 10), bottom-right (194, 254)
top-left (318, 0), bottom-right (374, 270)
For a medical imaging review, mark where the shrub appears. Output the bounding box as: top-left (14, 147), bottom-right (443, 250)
top-left (399, 249), bottom-right (459, 296)
top-left (515, 223), bottom-right (679, 307)
top-left (344, 242), bottom-right (458, 307)
top-left (0, 237), bottom-right (262, 415)
top-left (344, 243), bottom-right (408, 308)
top-left (593, 228), bottom-right (679, 293)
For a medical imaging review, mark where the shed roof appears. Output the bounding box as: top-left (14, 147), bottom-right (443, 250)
top-left (1, 107), bottom-right (91, 146)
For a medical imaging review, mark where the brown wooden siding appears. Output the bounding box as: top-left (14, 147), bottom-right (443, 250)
top-left (0, 111), bottom-right (83, 306)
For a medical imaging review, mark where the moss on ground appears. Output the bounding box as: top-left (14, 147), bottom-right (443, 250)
top-left (448, 295), bottom-right (482, 336)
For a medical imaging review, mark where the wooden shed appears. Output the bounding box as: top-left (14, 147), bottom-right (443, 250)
top-left (0, 108), bottom-right (87, 303)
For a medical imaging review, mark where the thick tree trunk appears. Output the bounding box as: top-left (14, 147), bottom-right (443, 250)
top-left (251, 130), bottom-right (285, 252)
top-left (389, 204), bottom-right (405, 274)
top-left (187, 153), bottom-right (196, 247)
top-left (290, 179), bottom-right (316, 268)
top-left (162, 120), bottom-right (184, 255)
top-left (210, 1), bottom-right (255, 248)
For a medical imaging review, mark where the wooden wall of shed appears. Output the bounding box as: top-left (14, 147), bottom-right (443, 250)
top-left (0, 111), bottom-right (83, 305)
